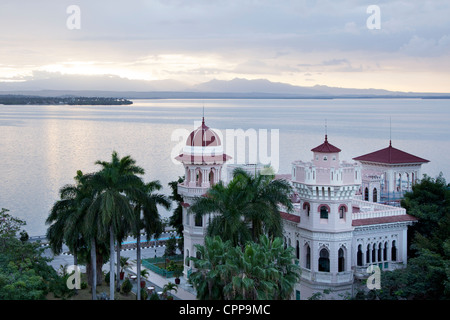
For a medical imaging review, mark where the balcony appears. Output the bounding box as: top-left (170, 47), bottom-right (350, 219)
top-left (177, 184), bottom-right (208, 197)
top-left (300, 268), bottom-right (354, 284)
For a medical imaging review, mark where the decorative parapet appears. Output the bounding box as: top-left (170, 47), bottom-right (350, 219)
top-left (177, 184), bottom-right (207, 197)
top-left (351, 198), bottom-right (406, 220)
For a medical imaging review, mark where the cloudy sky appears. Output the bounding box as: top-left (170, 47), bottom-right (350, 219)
top-left (0, 0), bottom-right (449, 92)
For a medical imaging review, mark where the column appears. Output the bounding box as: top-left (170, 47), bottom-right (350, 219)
top-left (402, 229), bottom-right (408, 265)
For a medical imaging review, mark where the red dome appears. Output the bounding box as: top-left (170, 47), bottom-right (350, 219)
top-left (186, 118), bottom-right (221, 147)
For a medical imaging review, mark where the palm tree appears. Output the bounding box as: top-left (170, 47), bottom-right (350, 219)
top-left (131, 180), bottom-right (171, 300)
top-left (189, 177), bottom-right (253, 247)
top-left (189, 167), bottom-right (293, 247)
top-left (188, 236), bottom-right (231, 300)
top-left (46, 170), bottom-right (102, 300)
top-left (162, 282), bottom-right (178, 299)
top-left (190, 235), bottom-right (300, 300)
top-left (232, 167), bottom-right (293, 242)
top-left (87, 151), bottom-right (144, 300)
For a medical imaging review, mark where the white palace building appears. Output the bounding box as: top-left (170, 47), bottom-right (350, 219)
top-left (175, 118), bottom-right (427, 300)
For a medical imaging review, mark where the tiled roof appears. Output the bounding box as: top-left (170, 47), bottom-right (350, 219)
top-left (352, 214), bottom-right (418, 226)
top-left (311, 135), bottom-right (341, 153)
top-left (280, 211), bottom-right (300, 223)
top-left (353, 142), bottom-right (429, 164)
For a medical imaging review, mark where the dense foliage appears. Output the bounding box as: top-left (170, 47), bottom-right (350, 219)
top-left (0, 209), bottom-right (69, 299)
top-left (189, 235), bottom-right (300, 300)
top-left (359, 173), bottom-right (450, 300)
top-left (189, 167), bottom-right (293, 247)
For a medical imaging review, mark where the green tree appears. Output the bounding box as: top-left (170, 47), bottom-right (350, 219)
top-left (189, 235), bottom-right (300, 300)
top-left (189, 168), bottom-right (293, 247)
top-left (130, 180), bottom-right (170, 300)
top-left (401, 173), bottom-right (450, 257)
top-left (1, 210), bottom-right (64, 300)
top-left (168, 176), bottom-right (185, 251)
top-left (46, 170), bottom-right (108, 300)
top-left (87, 151), bottom-right (144, 300)
top-left (188, 236), bottom-right (230, 300)
top-left (359, 173), bottom-right (450, 300)
top-left (233, 167), bottom-right (293, 242)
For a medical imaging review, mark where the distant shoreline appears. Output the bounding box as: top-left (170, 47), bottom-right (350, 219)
top-left (0, 94), bottom-right (133, 105)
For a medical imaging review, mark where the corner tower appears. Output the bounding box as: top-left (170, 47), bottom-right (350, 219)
top-left (175, 118), bottom-right (231, 277)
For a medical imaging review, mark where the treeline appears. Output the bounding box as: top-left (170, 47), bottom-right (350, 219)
top-left (0, 95), bottom-right (133, 105)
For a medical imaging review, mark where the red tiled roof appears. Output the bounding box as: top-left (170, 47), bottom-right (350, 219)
top-left (352, 214), bottom-right (418, 226)
top-left (353, 142), bottom-right (429, 164)
top-left (181, 202), bottom-right (190, 208)
top-left (280, 211), bottom-right (300, 223)
top-left (311, 135), bottom-right (341, 153)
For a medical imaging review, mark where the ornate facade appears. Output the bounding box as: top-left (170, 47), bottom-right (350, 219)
top-left (175, 120), bottom-right (425, 299)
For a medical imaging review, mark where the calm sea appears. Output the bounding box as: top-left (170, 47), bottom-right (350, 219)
top-left (0, 98), bottom-right (448, 236)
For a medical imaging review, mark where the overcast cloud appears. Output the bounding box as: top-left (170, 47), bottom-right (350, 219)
top-left (0, 0), bottom-right (449, 92)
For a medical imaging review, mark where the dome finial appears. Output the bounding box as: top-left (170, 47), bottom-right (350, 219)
top-left (202, 101), bottom-right (205, 125)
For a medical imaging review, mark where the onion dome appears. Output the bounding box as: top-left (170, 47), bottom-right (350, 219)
top-left (175, 118), bottom-right (231, 164)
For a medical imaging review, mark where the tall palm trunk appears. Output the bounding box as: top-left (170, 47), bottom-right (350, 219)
top-left (116, 242), bottom-right (121, 291)
top-left (91, 238), bottom-right (97, 300)
top-left (110, 225), bottom-right (115, 300)
top-left (73, 248), bottom-right (78, 295)
top-left (136, 231), bottom-right (141, 300)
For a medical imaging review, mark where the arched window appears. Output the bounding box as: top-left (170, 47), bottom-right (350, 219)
top-left (305, 245), bottom-right (311, 269)
top-left (303, 202), bottom-right (311, 216)
top-left (392, 241), bottom-right (397, 261)
top-left (338, 248), bottom-right (345, 272)
top-left (372, 243), bottom-right (376, 262)
top-left (318, 248), bottom-right (330, 272)
top-left (378, 243), bottom-right (382, 262)
top-left (384, 242), bottom-right (388, 261)
top-left (364, 187), bottom-right (369, 201)
top-left (373, 188), bottom-right (378, 203)
top-left (194, 214), bottom-right (203, 227)
top-left (196, 169), bottom-right (203, 187)
top-left (320, 205), bottom-right (329, 219)
top-left (357, 245), bottom-right (363, 266)
top-left (339, 205), bottom-right (347, 219)
top-left (366, 244), bottom-right (371, 264)
top-left (296, 241), bottom-right (300, 260)
top-left (209, 170), bottom-right (214, 186)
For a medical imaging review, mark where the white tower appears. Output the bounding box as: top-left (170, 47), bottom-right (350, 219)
top-left (290, 135), bottom-right (361, 298)
top-left (174, 118), bottom-right (231, 277)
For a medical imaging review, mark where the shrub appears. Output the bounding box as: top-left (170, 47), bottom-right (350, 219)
top-left (121, 278), bottom-right (132, 295)
top-left (140, 288), bottom-right (148, 300)
top-left (149, 292), bottom-right (160, 300)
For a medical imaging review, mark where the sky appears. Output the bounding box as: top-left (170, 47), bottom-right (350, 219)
top-left (0, 0), bottom-right (449, 93)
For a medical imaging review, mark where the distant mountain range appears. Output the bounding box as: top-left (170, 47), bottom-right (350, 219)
top-left (1, 74), bottom-right (449, 99)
